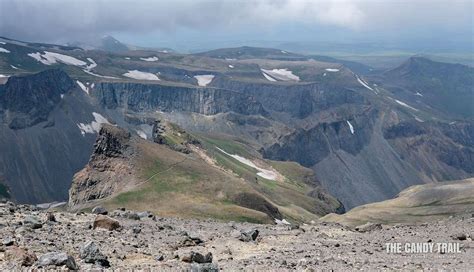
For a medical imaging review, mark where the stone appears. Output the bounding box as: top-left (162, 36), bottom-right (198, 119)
top-left (182, 251), bottom-right (213, 263)
top-left (126, 212), bottom-right (140, 220)
top-left (93, 215), bottom-right (121, 231)
top-left (2, 236), bottom-right (15, 246)
top-left (46, 212), bottom-right (56, 222)
top-left (92, 206), bottom-right (108, 215)
top-left (23, 215), bottom-right (42, 229)
top-left (80, 241), bottom-right (110, 267)
top-left (180, 236), bottom-right (204, 247)
top-left (37, 252), bottom-right (78, 270)
top-left (452, 233), bottom-right (467, 241)
top-left (5, 246), bottom-right (37, 266)
top-left (190, 263), bottom-right (219, 272)
top-left (239, 229), bottom-right (259, 242)
top-left (354, 222), bottom-right (382, 233)
top-left (137, 211), bottom-right (154, 218)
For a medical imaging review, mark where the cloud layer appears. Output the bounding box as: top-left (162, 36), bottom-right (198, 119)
top-left (0, 0), bottom-right (471, 47)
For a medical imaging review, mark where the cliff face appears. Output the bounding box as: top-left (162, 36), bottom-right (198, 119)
top-left (92, 83), bottom-right (266, 116)
top-left (0, 69), bottom-right (74, 129)
top-left (69, 125), bottom-right (137, 207)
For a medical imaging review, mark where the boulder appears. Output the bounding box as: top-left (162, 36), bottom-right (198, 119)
top-left (92, 206), bottom-right (108, 215)
top-left (37, 252), bottom-right (78, 270)
top-left (5, 246), bottom-right (37, 266)
top-left (354, 222), bottom-right (382, 233)
top-left (23, 215), bottom-right (42, 229)
top-left (46, 212), bottom-right (56, 222)
top-left (182, 252), bottom-right (213, 263)
top-left (80, 241), bottom-right (110, 267)
top-left (93, 215), bottom-right (121, 231)
top-left (239, 229), bottom-right (259, 242)
top-left (190, 263), bottom-right (219, 272)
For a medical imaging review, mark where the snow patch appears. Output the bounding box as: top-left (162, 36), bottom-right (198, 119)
top-left (83, 69), bottom-right (118, 79)
top-left (0, 42), bottom-right (5, 45)
top-left (0, 47), bottom-right (10, 53)
top-left (261, 68), bottom-right (300, 81)
top-left (28, 51), bottom-right (87, 66)
top-left (0, 74), bottom-right (10, 78)
top-left (194, 75), bottom-right (215, 86)
top-left (140, 56), bottom-right (159, 62)
top-left (228, 65), bottom-right (234, 68)
top-left (76, 80), bottom-right (89, 95)
top-left (60, 94), bottom-right (64, 99)
top-left (415, 92), bottom-right (423, 97)
top-left (394, 99), bottom-right (419, 111)
top-left (125, 57), bottom-right (131, 60)
top-left (275, 218), bottom-right (291, 225)
top-left (414, 116), bottom-right (424, 122)
top-left (216, 147), bottom-right (279, 181)
top-left (346, 120), bottom-right (355, 134)
top-left (123, 70), bottom-right (160, 81)
top-left (10, 65), bottom-right (19, 70)
top-left (262, 72), bottom-right (277, 82)
top-left (325, 68), bottom-right (339, 72)
top-left (85, 58), bottom-right (97, 70)
top-left (136, 130), bottom-right (147, 139)
top-left (356, 76), bottom-right (375, 92)
top-left (77, 112), bottom-right (111, 136)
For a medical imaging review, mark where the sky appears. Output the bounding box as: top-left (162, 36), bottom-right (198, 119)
top-left (0, 0), bottom-right (472, 53)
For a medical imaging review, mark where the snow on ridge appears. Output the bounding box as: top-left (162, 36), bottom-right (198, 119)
top-left (140, 56), bottom-right (159, 62)
top-left (28, 51), bottom-right (87, 66)
top-left (85, 58), bottom-right (97, 70)
top-left (123, 70), bottom-right (160, 81)
top-left (136, 130), bottom-right (147, 139)
top-left (356, 76), bottom-right (374, 91)
top-left (394, 99), bottom-right (419, 112)
top-left (194, 75), bottom-right (215, 86)
top-left (325, 68), bottom-right (339, 72)
top-left (216, 147), bottom-right (279, 181)
top-left (0, 47), bottom-right (10, 53)
top-left (346, 120), bottom-right (355, 134)
top-left (77, 112), bottom-right (111, 136)
top-left (261, 68), bottom-right (300, 81)
top-left (262, 72), bottom-right (277, 82)
top-left (76, 80), bottom-right (89, 95)
top-left (83, 69), bottom-right (118, 79)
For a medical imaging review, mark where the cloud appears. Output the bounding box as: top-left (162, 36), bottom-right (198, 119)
top-left (0, 0), bottom-right (471, 45)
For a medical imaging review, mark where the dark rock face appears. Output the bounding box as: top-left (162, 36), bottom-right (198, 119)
top-left (93, 82), bottom-right (266, 116)
top-left (383, 121), bottom-right (427, 139)
top-left (232, 193), bottom-right (282, 220)
top-left (92, 125), bottom-right (131, 158)
top-left (263, 112), bottom-right (375, 167)
top-left (0, 69), bottom-right (74, 129)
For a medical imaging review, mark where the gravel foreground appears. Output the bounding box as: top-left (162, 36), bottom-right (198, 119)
top-left (0, 201), bottom-right (472, 271)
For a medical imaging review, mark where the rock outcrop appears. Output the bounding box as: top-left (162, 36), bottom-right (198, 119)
top-left (69, 124), bottom-right (137, 206)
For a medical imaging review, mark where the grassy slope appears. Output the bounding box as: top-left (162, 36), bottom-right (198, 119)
top-left (99, 130), bottom-right (332, 223)
top-left (321, 178), bottom-right (474, 227)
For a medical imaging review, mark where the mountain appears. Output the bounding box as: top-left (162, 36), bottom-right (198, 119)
top-left (380, 57), bottom-right (474, 118)
top-left (0, 36), bottom-right (472, 217)
top-left (321, 178), bottom-right (474, 226)
top-left (68, 123), bottom-right (343, 223)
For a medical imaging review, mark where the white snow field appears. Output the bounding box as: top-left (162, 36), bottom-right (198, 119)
top-left (346, 120), bottom-right (355, 134)
top-left (0, 48), bottom-right (10, 53)
top-left (28, 51), bottom-right (87, 66)
top-left (140, 56), bottom-right (159, 62)
top-left (194, 75), bottom-right (215, 86)
top-left (77, 112), bottom-right (111, 136)
top-left (216, 147), bottom-right (279, 181)
top-left (261, 68), bottom-right (300, 81)
top-left (123, 70), bottom-right (160, 81)
top-left (325, 68), bottom-right (339, 72)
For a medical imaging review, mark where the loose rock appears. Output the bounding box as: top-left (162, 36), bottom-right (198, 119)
top-left (93, 215), bottom-right (121, 231)
top-left (37, 252), bottom-right (78, 270)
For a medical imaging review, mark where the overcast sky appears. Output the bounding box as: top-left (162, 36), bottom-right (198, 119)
top-left (0, 0), bottom-right (472, 53)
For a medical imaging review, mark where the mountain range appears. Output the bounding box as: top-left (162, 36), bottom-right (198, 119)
top-left (0, 36), bottom-right (472, 223)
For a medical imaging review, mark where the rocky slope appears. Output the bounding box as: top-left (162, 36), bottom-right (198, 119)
top-left (69, 123), bottom-right (343, 223)
top-left (0, 201), bottom-right (472, 270)
top-left (322, 178), bottom-right (474, 226)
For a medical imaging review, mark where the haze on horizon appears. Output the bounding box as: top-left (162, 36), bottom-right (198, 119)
top-left (0, 0), bottom-right (472, 54)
